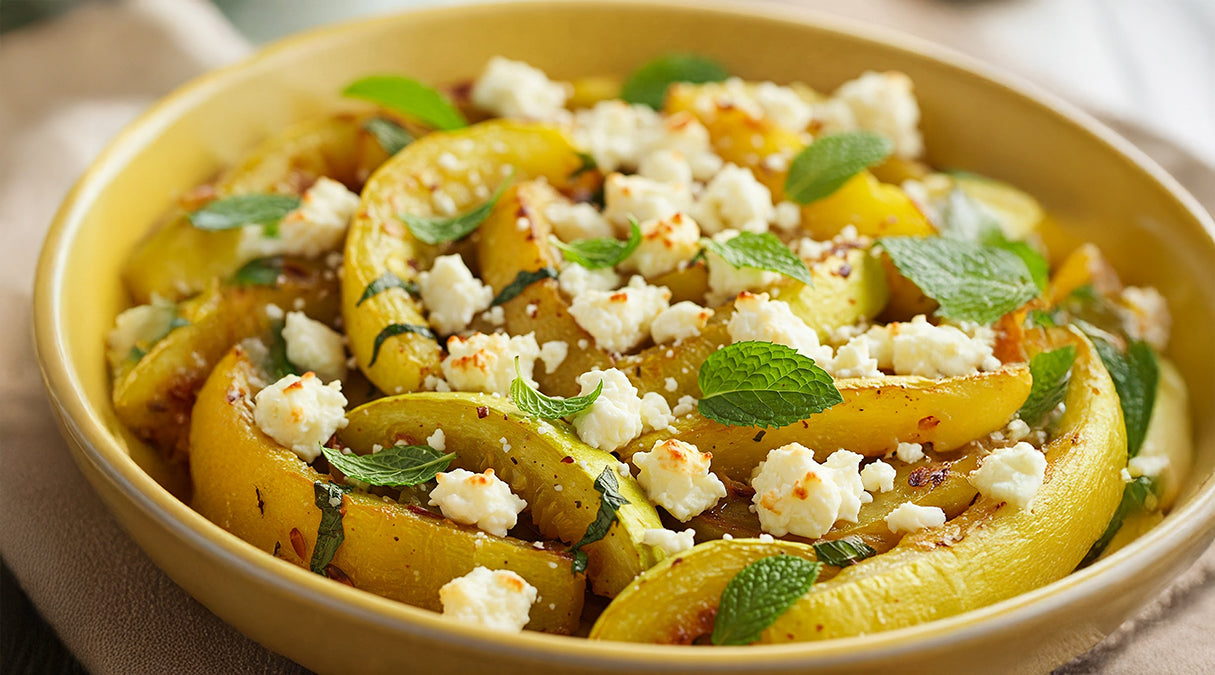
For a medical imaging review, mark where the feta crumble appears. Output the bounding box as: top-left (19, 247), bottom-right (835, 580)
top-left (642, 528), bottom-right (697, 556)
top-left (967, 441), bottom-right (1046, 509)
top-left (557, 264), bottom-right (620, 298)
top-left (863, 315), bottom-right (1001, 378)
top-left (239, 177), bottom-right (359, 260)
top-left (538, 340), bottom-right (569, 374)
top-left (637, 148), bottom-right (694, 186)
top-left (894, 442), bottom-right (925, 464)
top-left (651, 301), bottom-right (714, 344)
top-left (860, 460), bottom-right (897, 493)
top-left (544, 199), bottom-right (614, 242)
top-left (428, 468), bottom-right (527, 537)
top-left (571, 368), bottom-right (645, 452)
top-left (426, 428), bottom-right (447, 452)
top-left (672, 395), bottom-right (698, 417)
top-left (885, 502), bottom-right (946, 534)
top-left (750, 443), bottom-right (869, 538)
top-left (620, 212), bottom-right (701, 279)
top-left (417, 254), bottom-right (494, 335)
top-left (640, 392), bottom-right (675, 431)
top-left (439, 566), bottom-right (537, 633)
top-left (441, 332), bottom-right (540, 396)
top-left (603, 173), bottom-right (692, 228)
top-left (253, 372), bottom-right (348, 463)
top-left (568, 275), bottom-right (670, 353)
top-left (282, 311), bottom-right (347, 383)
top-left (704, 230), bottom-right (781, 305)
top-left (727, 292), bottom-right (833, 364)
top-left (693, 163), bottom-right (774, 235)
top-left (832, 71), bottom-right (924, 159)
top-left (471, 56), bottom-right (569, 120)
top-left (633, 439), bottom-right (727, 521)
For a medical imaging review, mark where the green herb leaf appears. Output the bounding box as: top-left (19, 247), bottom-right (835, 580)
top-left (877, 236), bottom-right (1039, 324)
top-left (310, 481), bottom-right (353, 576)
top-left (343, 75), bottom-right (467, 131)
top-left (1018, 345), bottom-right (1077, 426)
top-left (785, 132), bottom-right (893, 204)
top-left (711, 555), bottom-right (822, 645)
top-left (940, 189), bottom-right (1049, 291)
top-left (265, 320), bottom-right (299, 381)
top-left (812, 535), bottom-right (876, 567)
top-left (189, 194), bottom-right (300, 232)
top-left (570, 151), bottom-right (598, 179)
top-left (231, 256), bottom-right (284, 286)
top-left (1081, 476), bottom-right (1158, 566)
top-left (550, 217), bottom-right (642, 269)
top-left (363, 116), bottom-right (414, 155)
top-left (620, 53), bottom-right (729, 109)
top-left (369, 323), bottom-right (437, 366)
top-left (357, 270), bottom-right (417, 306)
top-left (492, 267), bottom-right (558, 306)
top-left (1091, 337), bottom-right (1159, 458)
top-left (569, 466), bottom-right (629, 574)
top-left (702, 231), bottom-right (812, 286)
top-left (698, 341), bottom-right (843, 429)
top-left (510, 357), bottom-right (602, 419)
top-left (400, 179), bottom-right (509, 245)
top-left (321, 444), bottom-right (454, 487)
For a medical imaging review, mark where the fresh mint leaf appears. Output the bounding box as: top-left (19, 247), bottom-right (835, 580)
top-left (231, 256), bottom-right (283, 286)
top-left (1081, 476), bottom-right (1158, 566)
top-left (492, 267), bottom-right (557, 306)
top-left (940, 189), bottom-right (1049, 291)
top-left (785, 131), bottom-right (893, 204)
top-left (363, 116), bottom-right (414, 155)
top-left (189, 194), bottom-right (300, 231)
top-left (702, 231), bottom-right (812, 286)
top-left (698, 341), bottom-right (843, 429)
top-left (570, 151), bottom-right (597, 179)
top-left (550, 216), bottom-right (641, 269)
top-left (357, 270), bottom-right (416, 306)
top-left (1091, 337), bottom-right (1158, 458)
top-left (369, 323), bottom-right (437, 366)
top-left (265, 320), bottom-right (299, 381)
top-left (321, 444), bottom-right (454, 487)
top-left (878, 236), bottom-right (1039, 324)
top-left (812, 536), bottom-right (876, 567)
top-left (1018, 345), bottom-right (1077, 426)
top-left (620, 53), bottom-right (729, 109)
top-left (343, 75), bottom-right (467, 131)
top-left (711, 555), bottom-right (821, 645)
top-left (310, 481), bottom-right (353, 576)
top-left (569, 466), bottom-right (629, 574)
top-left (400, 179), bottom-right (509, 245)
top-left (510, 356), bottom-right (602, 419)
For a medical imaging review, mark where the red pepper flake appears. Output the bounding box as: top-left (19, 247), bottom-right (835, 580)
top-left (918, 415), bottom-right (940, 430)
top-left (561, 456), bottom-right (574, 464)
top-left (289, 528), bottom-right (307, 560)
top-left (325, 564), bottom-right (354, 586)
top-left (476, 405), bottom-right (489, 419)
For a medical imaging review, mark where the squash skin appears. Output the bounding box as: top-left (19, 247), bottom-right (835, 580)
top-left (189, 347), bottom-right (586, 634)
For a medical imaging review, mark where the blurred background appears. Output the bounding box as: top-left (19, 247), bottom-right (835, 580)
top-left (1, 0), bottom-right (1212, 673)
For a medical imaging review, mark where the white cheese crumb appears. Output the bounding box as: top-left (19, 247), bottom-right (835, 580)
top-left (672, 395), bottom-right (698, 417)
top-left (772, 201), bottom-right (802, 232)
top-left (264, 303), bottom-right (285, 320)
top-left (426, 428), bottom-right (446, 452)
top-left (885, 502), bottom-right (946, 534)
top-left (105, 297), bottom-right (179, 370)
top-left (253, 372), bottom-right (348, 463)
top-left (649, 112), bottom-right (723, 181)
top-left (642, 527), bottom-right (697, 556)
top-left (1128, 454), bottom-right (1170, 480)
top-left (833, 71), bottom-right (924, 159)
top-left (750, 443), bottom-right (868, 538)
top-left (544, 199), bottom-right (614, 242)
top-left (603, 172), bottom-right (691, 228)
top-left (830, 335), bottom-right (883, 379)
top-left (967, 441), bottom-right (1046, 510)
top-left (860, 460), bottom-right (897, 493)
top-left (640, 392), bottom-right (675, 432)
top-left (693, 163), bottom-right (774, 235)
top-left (429, 468), bottom-right (527, 537)
top-left (557, 264), bottom-right (621, 298)
top-left (439, 566), bottom-right (536, 633)
top-left (620, 212), bottom-right (701, 279)
top-left (704, 230), bottom-right (781, 305)
top-left (568, 275), bottom-right (670, 353)
top-left (480, 306), bottom-right (505, 327)
top-left (728, 292), bottom-right (832, 363)
top-left (238, 177), bottom-right (360, 260)
top-left (633, 439), bottom-right (727, 521)
top-left (651, 301), bottom-right (714, 345)
top-left (863, 315), bottom-right (1001, 378)
top-left (282, 311), bottom-right (347, 383)
top-left (638, 148), bottom-right (693, 186)
top-left (895, 442), bottom-right (925, 464)
top-left (1005, 418), bottom-right (1032, 443)
top-left (1120, 467), bottom-right (1133, 483)
top-left (471, 56), bottom-right (569, 120)
top-left (442, 332), bottom-right (540, 396)
top-left (418, 254), bottom-right (493, 335)
top-left (664, 377), bottom-right (678, 393)
top-left (538, 340), bottom-right (569, 374)
top-left (571, 368), bottom-right (645, 452)
top-left (570, 100), bottom-right (664, 173)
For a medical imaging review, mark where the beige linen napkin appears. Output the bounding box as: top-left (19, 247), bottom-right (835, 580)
top-left (1, 1), bottom-right (1211, 673)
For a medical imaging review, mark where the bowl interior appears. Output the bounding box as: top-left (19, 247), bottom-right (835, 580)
top-left (36, 1), bottom-right (1215, 672)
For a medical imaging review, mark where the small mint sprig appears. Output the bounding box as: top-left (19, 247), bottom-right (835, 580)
top-left (189, 194), bottom-right (300, 232)
top-left (1017, 345), bottom-right (1076, 426)
top-left (343, 75), bottom-right (467, 130)
top-left (492, 267), bottom-right (558, 306)
top-left (701, 231), bottom-right (813, 286)
top-left (785, 131), bottom-right (893, 204)
top-left (1091, 336), bottom-right (1158, 458)
top-left (509, 357), bottom-right (602, 419)
top-left (698, 341), bottom-right (843, 429)
top-left (550, 217), bottom-right (642, 269)
top-left (363, 117), bottom-right (414, 155)
top-left (620, 54), bottom-right (729, 109)
top-left (711, 555), bottom-right (822, 645)
top-left (812, 536), bottom-right (876, 568)
top-left (321, 444), bottom-right (454, 487)
top-left (310, 481), bottom-right (353, 577)
top-left (940, 188), bottom-right (1049, 291)
top-left (568, 466), bottom-right (629, 574)
top-left (400, 179), bottom-right (511, 245)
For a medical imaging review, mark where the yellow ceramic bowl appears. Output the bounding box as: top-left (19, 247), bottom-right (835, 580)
top-left (33, 1), bottom-right (1215, 672)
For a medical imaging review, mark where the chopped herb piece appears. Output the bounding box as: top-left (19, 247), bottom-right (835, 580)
top-left (400, 179), bottom-right (510, 245)
top-left (698, 341), bottom-right (842, 429)
top-left (711, 555), bottom-right (821, 645)
top-left (189, 194), bottom-right (300, 232)
top-left (550, 216), bottom-right (642, 269)
top-left (310, 481), bottom-right (353, 576)
top-left (369, 323), bottom-right (437, 367)
top-left (510, 357), bottom-right (602, 419)
top-left (1018, 345), bottom-right (1077, 426)
top-left (321, 444), bottom-right (454, 487)
top-left (785, 132), bottom-right (893, 204)
top-left (492, 267), bottom-right (558, 306)
top-left (231, 256), bottom-right (284, 287)
top-left (363, 116), bottom-right (414, 155)
top-left (702, 231), bottom-right (812, 286)
top-left (569, 467), bottom-right (629, 574)
top-left (357, 270), bottom-right (416, 306)
top-left (620, 53), bottom-right (729, 109)
top-left (812, 535), bottom-right (876, 567)
top-left (342, 75), bottom-right (467, 130)
top-left (1091, 337), bottom-right (1159, 458)
top-left (1081, 476), bottom-right (1158, 566)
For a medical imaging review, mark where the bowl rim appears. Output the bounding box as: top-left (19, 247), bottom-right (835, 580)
top-left (33, 0), bottom-right (1215, 668)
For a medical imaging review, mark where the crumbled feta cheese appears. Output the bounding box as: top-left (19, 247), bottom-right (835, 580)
top-left (727, 292), bottom-right (833, 363)
top-left (642, 527), bottom-right (697, 556)
top-left (480, 306), bottom-right (505, 327)
top-left (704, 231), bottom-right (782, 306)
top-left (633, 439), bottom-right (727, 521)
top-left (640, 392), bottom-right (675, 431)
top-left (751, 443), bottom-right (867, 538)
top-left (885, 502), bottom-right (946, 534)
top-left (672, 395), bottom-right (698, 417)
top-left (571, 368), bottom-right (645, 451)
top-left (570, 100), bottom-right (664, 173)
top-left (895, 442), bottom-right (925, 464)
top-left (620, 212), bottom-right (700, 279)
top-left (428, 468), bottom-right (527, 537)
top-left (441, 332), bottom-right (540, 396)
top-left (863, 315), bottom-right (1001, 378)
top-left (693, 164), bottom-right (774, 235)
top-left (557, 264), bottom-right (620, 298)
top-left (264, 303), bottom-right (285, 320)
top-left (471, 56), bottom-right (569, 120)
top-left (751, 80), bottom-right (815, 130)
top-left (418, 254), bottom-right (493, 335)
top-left (253, 372), bottom-right (348, 463)
top-left (651, 301), bottom-right (713, 344)
top-left (240, 177), bottom-right (359, 260)
top-left (833, 71), bottom-right (924, 158)
top-left (1118, 286), bottom-right (1171, 351)
top-left (1005, 418), bottom-right (1032, 443)
top-left (538, 340), bottom-right (568, 374)
top-left (664, 377), bottom-right (678, 392)
top-left (830, 335), bottom-right (882, 379)
top-left (967, 441), bottom-right (1046, 510)
top-left (638, 149), bottom-right (694, 186)
top-left (647, 112), bottom-right (723, 180)
top-left (544, 199), bottom-right (614, 242)
top-left (772, 201), bottom-right (802, 232)
top-left (1120, 467), bottom-right (1134, 483)
top-left (423, 374), bottom-right (452, 392)
top-left (861, 460), bottom-right (897, 493)
top-left (439, 566), bottom-right (536, 633)
top-left (568, 275), bottom-right (671, 353)
top-left (105, 297), bottom-right (179, 370)
top-left (603, 173), bottom-right (691, 228)
top-left (1128, 454), bottom-right (1170, 480)
top-left (282, 311), bottom-right (347, 383)
top-left (426, 428), bottom-right (446, 452)
top-left (823, 449), bottom-right (873, 522)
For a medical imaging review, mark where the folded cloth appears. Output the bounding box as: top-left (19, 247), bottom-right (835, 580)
top-left (0, 1), bottom-right (1210, 674)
